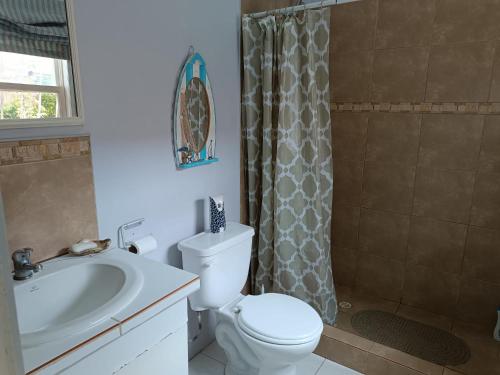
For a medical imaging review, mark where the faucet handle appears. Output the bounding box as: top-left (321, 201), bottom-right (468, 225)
top-left (11, 248), bottom-right (42, 280)
top-left (12, 248), bottom-right (34, 265)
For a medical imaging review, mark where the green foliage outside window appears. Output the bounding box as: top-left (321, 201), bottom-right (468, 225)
top-left (2, 101), bottom-right (19, 119)
top-left (40, 93), bottom-right (57, 118)
top-left (0, 92), bottom-right (57, 119)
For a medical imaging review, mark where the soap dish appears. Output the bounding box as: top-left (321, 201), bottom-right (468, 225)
top-left (68, 239), bottom-right (112, 256)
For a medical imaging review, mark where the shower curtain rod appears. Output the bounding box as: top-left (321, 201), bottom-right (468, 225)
top-left (245, 0), bottom-right (359, 18)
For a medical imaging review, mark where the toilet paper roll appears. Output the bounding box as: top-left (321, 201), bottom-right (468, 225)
top-left (128, 235), bottom-right (158, 255)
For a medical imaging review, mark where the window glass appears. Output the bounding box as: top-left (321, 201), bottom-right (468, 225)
top-left (0, 0), bottom-right (81, 123)
top-left (0, 91), bottom-right (58, 120)
top-left (0, 52), bottom-right (57, 86)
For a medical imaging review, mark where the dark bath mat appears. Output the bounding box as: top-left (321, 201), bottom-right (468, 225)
top-left (351, 310), bottom-right (471, 366)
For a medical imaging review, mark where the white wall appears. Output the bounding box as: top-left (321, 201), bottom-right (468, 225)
top-left (0, 0), bottom-right (241, 357)
top-left (0, 199), bottom-right (24, 375)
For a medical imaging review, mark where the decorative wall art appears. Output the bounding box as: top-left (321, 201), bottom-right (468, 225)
top-left (173, 48), bottom-right (217, 169)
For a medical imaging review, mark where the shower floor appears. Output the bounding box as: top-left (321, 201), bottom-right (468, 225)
top-left (314, 286), bottom-right (500, 375)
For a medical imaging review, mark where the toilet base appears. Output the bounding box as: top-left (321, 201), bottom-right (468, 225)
top-left (225, 364), bottom-right (296, 375)
top-left (215, 314), bottom-right (303, 375)
top-left (216, 320), bottom-right (259, 375)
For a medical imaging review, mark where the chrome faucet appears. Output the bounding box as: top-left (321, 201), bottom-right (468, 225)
top-left (12, 248), bottom-right (42, 281)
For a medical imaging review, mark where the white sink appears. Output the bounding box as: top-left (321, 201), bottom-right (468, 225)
top-left (14, 257), bottom-right (144, 348)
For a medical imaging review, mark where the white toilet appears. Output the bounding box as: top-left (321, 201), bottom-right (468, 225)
top-left (178, 222), bottom-right (323, 375)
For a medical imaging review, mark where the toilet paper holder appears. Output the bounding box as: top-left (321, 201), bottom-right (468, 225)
top-left (118, 218), bottom-right (145, 250)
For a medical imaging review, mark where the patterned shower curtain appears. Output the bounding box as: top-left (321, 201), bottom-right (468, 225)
top-left (242, 9), bottom-right (337, 324)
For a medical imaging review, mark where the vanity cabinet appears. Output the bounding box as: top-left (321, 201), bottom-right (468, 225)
top-left (40, 300), bottom-right (188, 375)
top-left (19, 250), bottom-right (200, 375)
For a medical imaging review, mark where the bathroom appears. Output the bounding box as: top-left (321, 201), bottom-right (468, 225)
top-left (0, 0), bottom-right (499, 374)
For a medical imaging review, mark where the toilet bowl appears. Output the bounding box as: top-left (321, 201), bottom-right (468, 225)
top-left (178, 222), bottom-right (324, 375)
top-left (215, 293), bottom-right (323, 375)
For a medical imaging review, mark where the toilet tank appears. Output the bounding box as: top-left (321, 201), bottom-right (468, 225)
top-left (178, 222), bottom-right (254, 311)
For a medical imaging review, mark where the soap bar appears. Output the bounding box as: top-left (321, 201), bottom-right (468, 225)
top-left (70, 241), bottom-right (98, 254)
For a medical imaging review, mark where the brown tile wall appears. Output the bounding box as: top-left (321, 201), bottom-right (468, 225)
top-left (0, 137), bottom-right (98, 263)
top-left (241, 0), bottom-right (296, 14)
top-left (331, 0), bottom-right (500, 328)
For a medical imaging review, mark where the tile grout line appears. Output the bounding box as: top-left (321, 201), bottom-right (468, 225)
top-left (196, 353), bottom-right (225, 367)
top-left (351, 113), bottom-right (370, 293)
top-left (453, 114), bottom-right (489, 322)
top-left (371, 36), bottom-right (500, 51)
top-left (313, 357), bottom-right (327, 375)
top-left (336, 198), bottom-right (500, 235)
top-left (486, 42), bottom-right (498, 103)
top-left (333, 201), bottom-right (500, 289)
top-left (423, 0), bottom-right (439, 102)
top-left (320, 335), bottom-right (437, 375)
top-left (367, 0), bottom-right (380, 103)
top-left (401, 113), bottom-right (424, 305)
top-left (335, 36), bottom-right (500, 54)
top-left (331, 101), bottom-right (500, 115)
top-left (200, 346), bottom-right (227, 365)
top-left (465, 116), bottom-right (488, 229)
top-left (201, 353), bottom-right (226, 366)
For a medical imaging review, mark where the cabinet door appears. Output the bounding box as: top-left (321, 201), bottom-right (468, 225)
top-left (116, 326), bottom-right (188, 375)
top-left (57, 299), bottom-right (188, 375)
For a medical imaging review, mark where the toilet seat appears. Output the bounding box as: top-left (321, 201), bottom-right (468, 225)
top-left (235, 293), bottom-right (323, 345)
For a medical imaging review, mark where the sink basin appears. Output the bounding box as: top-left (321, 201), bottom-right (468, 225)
top-left (14, 257), bottom-right (143, 348)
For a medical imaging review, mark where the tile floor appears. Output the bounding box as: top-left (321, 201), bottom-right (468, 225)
top-left (315, 286), bottom-right (500, 375)
top-left (189, 288), bottom-right (500, 375)
top-left (189, 340), bottom-right (361, 375)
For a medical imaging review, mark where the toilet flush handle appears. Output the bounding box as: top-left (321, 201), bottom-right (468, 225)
top-left (201, 259), bottom-right (216, 269)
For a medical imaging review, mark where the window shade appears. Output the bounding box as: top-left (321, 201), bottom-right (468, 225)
top-left (0, 0), bottom-right (69, 60)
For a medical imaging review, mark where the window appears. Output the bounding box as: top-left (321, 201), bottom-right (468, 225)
top-left (0, 0), bottom-right (82, 127)
top-left (0, 51), bottom-right (75, 120)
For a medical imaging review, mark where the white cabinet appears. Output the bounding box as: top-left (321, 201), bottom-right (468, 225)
top-left (115, 327), bottom-right (188, 375)
top-left (41, 299), bottom-right (189, 375)
top-left (20, 250), bottom-right (200, 375)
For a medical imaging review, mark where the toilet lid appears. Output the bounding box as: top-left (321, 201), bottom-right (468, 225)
top-left (235, 293), bottom-right (323, 345)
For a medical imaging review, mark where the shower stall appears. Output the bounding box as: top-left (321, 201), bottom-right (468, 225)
top-left (241, 0), bottom-right (500, 374)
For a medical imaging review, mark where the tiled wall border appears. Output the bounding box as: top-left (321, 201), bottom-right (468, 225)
top-left (0, 136), bottom-right (90, 166)
top-left (331, 102), bottom-right (500, 114)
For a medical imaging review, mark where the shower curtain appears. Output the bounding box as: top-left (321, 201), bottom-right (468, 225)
top-left (242, 8), bottom-right (337, 324)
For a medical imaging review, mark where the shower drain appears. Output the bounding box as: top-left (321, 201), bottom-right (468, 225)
top-left (339, 301), bottom-right (352, 309)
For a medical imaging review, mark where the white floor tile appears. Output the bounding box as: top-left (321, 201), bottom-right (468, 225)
top-left (202, 340), bottom-right (227, 364)
top-left (189, 354), bottom-right (225, 375)
top-left (193, 343), bottom-right (359, 375)
top-left (316, 359), bottom-right (363, 375)
top-left (296, 353), bottom-right (325, 375)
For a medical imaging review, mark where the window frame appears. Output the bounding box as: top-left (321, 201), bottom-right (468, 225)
top-left (0, 0), bottom-right (84, 130)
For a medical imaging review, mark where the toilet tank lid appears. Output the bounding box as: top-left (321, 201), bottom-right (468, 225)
top-left (178, 222), bottom-right (255, 257)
